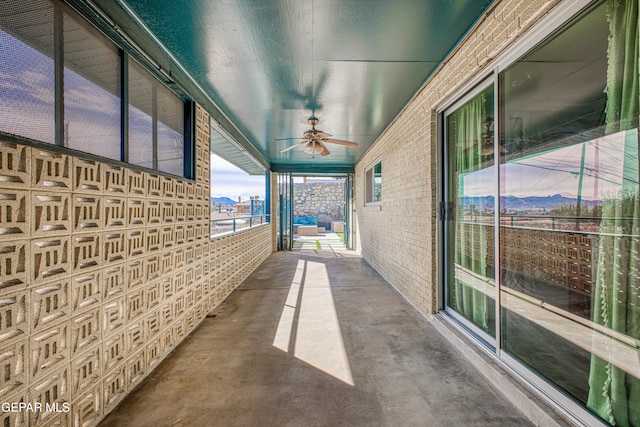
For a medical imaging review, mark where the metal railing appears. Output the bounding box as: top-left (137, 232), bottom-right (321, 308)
top-left (461, 213), bottom-right (638, 236)
top-left (210, 214), bottom-right (270, 237)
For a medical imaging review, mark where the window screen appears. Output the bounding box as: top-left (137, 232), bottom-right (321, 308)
top-left (128, 59), bottom-right (154, 168)
top-left (0, 0), bottom-right (191, 178)
top-left (157, 84), bottom-right (184, 175)
top-left (63, 11), bottom-right (121, 160)
top-left (0, 0), bottom-right (55, 144)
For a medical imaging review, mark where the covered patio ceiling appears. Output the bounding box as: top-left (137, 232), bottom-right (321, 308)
top-left (94, 0), bottom-right (494, 174)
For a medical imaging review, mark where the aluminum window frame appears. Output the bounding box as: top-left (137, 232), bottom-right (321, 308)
top-left (365, 160), bottom-right (382, 206)
top-left (0, 0), bottom-right (196, 180)
top-left (436, 0), bottom-right (610, 425)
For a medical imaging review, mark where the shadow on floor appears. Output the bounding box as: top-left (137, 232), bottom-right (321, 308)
top-left (99, 249), bottom-right (536, 427)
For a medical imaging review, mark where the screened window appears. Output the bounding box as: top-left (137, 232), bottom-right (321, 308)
top-left (128, 60), bottom-right (154, 168)
top-left (0, 0), bottom-right (55, 144)
top-left (0, 0), bottom-right (192, 178)
top-left (157, 84), bottom-right (184, 175)
top-left (63, 11), bottom-right (121, 160)
top-left (365, 161), bottom-right (382, 204)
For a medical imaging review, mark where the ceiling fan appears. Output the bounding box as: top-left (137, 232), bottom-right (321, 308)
top-left (278, 117), bottom-right (358, 157)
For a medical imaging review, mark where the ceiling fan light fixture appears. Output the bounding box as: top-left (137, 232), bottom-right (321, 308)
top-left (303, 141), bottom-right (324, 155)
top-left (278, 116), bottom-right (358, 157)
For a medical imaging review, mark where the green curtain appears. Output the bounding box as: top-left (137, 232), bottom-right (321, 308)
top-left (588, 0), bottom-right (640, 425)
top-left (448, 91), bottom-right (493, 332)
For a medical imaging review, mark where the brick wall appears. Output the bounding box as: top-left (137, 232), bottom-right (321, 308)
top-left (353, 0), bottom-right (562, 317)
top-left (0, 104), bottom-right (273, 426)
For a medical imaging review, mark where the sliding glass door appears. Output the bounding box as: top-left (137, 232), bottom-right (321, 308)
top-left (444, 82), bottom-right (496, 340)
top-left (499, 1), bottom-right (639, 424)
top-left (443, 1), bottom-right (640, 425)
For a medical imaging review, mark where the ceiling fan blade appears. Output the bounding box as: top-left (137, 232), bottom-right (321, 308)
top-left (280, 141), bottom-right (306, 153)
top-left (318, 141), bottom-right (330, 156)
top-left (322, 138), bottom-right (358, 147)
top-left (275, 137), bottom-right (306, 141)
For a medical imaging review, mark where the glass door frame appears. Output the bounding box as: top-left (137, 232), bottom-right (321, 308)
top-left (441, 75), bottom-right (500, 350)
top-left (437, 1), bottom-right (613, 425)
top-left (344, 173), bottom-right (354, 250)
top-left (280, 173), bottom-right (353, 250)
top-left (277, 172), bottom-right (293, 250)
top-left (440, 73), bottom-right (608, 427)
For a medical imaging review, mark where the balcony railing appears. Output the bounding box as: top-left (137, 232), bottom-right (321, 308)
top-left (456, 213), bottom-right (639, 308)
top-left (210, 214), bottom-right (270, 237)
top-left (462, 213), bottom-right (638, 236)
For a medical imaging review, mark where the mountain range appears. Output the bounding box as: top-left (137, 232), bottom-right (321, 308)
top-left (461, 194), bottom-right (600, 210)
top-left (211, 197), bottom-right (238, 206)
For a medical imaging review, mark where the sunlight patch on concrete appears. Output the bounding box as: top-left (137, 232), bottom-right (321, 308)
top-left (273, 260), bottom-right (305, 353)
top-left (273, 259), bottom-right (354, 386)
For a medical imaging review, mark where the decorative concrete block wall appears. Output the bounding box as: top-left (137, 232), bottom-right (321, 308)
top-left (0, 104), bottom-right (273, 426)
top-left (353, 0), bottom-right (561, 317)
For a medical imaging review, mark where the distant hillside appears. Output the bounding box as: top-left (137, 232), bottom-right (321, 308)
top-left (211, 197), bottom-right (237, 206)
top-left (461, 194), bottom-right (600, 210)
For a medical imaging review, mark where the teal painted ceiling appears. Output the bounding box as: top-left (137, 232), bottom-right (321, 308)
top-left (108, 0), bottom-right (494, 173)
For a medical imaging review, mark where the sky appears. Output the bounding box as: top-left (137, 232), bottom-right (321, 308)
top-left (210, 154), bottom-right (266, 200)
top-left (209, 155), bottom-right (344, 201)
top-left (462, 130), bottom-right (637, 200)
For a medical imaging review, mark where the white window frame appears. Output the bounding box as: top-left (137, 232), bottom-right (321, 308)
top-left (365, 160), bottom-right (382, 206)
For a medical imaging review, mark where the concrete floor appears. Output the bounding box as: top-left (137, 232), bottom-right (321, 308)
top-left (99, 240), bottom-right (564, 427)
